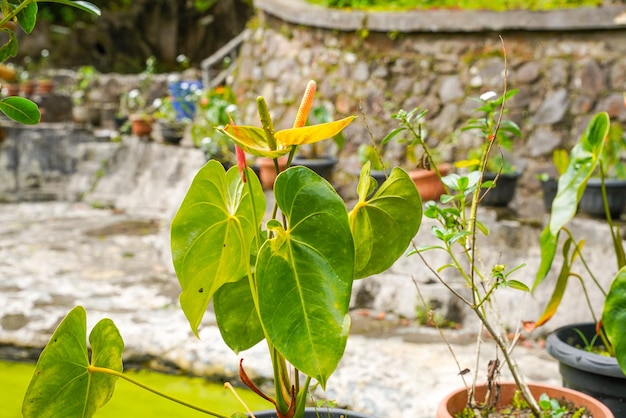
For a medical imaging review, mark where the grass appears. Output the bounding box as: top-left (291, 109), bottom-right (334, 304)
top-left (306, 0), bottom-right (608, 11)
top-left (2, 359), bottom-right (273, 417)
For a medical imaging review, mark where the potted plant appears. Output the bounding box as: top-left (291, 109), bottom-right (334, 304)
top-left (125, 88), bottom-right (155, 138)
top-left (153, 95), bottom-right (188, 144)
top-left (22, 80), bottom-right (423, 418)
top-left (456, 90), bottom-right (522, 207)
top-left (168, 78), bottom-right (203, 121)
top-left (578, 121), bottom-right (626, 219)
top-left (406, 82), bottom-right (613, 417)
top-left (71, 65), bottom-right (99, 125)
top-left (531, 111), bottom-right (626, 417)
top-left (191, 86), bottom-right (239, 167)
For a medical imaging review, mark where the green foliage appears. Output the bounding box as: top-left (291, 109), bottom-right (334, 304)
top-left (602, 266), bottom-right (626, 373)
top-left (22, 306), bottom-right (124, 418)
top-left (533, 113), bottom-right (610, 324)
top-left (191, 86), bottom-right (238, 164)
top-left (458, 89), bottom-right (521, 174)
top-left (538, 393), bottom-right (568, 418)
top-left (19, 76), bottom-right (419, 416)
top-left (533, 111), bottom-right (626, 376)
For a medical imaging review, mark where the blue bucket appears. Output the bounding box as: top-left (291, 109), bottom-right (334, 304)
top-left (168, 80), bottom-right (202, 121)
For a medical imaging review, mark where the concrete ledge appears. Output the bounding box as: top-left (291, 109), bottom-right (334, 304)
top-left (254, 0), bottom-right (626, 32)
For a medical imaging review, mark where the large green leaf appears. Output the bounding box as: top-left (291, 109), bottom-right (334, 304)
top-left (171, 162), bottom-right (265, 336)
top-left (17, 1), bottom-right (37, 34)
top-left (0, 96), bottom-right (40, 124)
top-left (349, 163), bottom-right (422, 279)
top-left (214, 277), bottom-right (265, 353)
top-left (22, 306), bottom-right (124, 418)
top-left (603, 266), bottom-right (626, 374)
top-left (534, 112), bottom-right (609, 289)
top-left (256, 166), bottom-right (354, 388)
top-left (40, 0), bottom-right (101, 16)
top-left (0, 27), bottom-right (18, 62)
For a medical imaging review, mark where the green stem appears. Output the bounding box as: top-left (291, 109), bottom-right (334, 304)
top-left (0, 0), bottom-right (32, 27)
top-left (88, 366), bottom-right (229, 418)
top-left (599, 163), bottom-right (626, 270)
top-left (563, 228), bottom-right (607, 298)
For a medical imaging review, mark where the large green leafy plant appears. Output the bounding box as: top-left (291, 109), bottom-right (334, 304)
top-left (531, 111), bottom-right (626, 374)
top-left (22, 80), bottom-right (423, 417)
top-left (0, 0), bottom-right (100, 124)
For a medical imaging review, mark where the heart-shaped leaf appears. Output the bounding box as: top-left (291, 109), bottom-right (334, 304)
top-left (22, 306), bottom-right (124, 418)
top-left (349, 164), bottom-right (423, 279)
top-left (256, 166), bottom-right (354, 388)
top-left (44, 0), bottom-right (101, 16)
top-left (603, 266), bottom-right (626, 374)
top-left (16, 1), bottom-right (37, 34)
top-left (214, 276), bottom-right (265, 353)
top-left (0, 28), bottom-right (18, 62)
top-left (0, 96), bottom-right (40, 124)
top-left (171, 161), bottom-right (265, 336)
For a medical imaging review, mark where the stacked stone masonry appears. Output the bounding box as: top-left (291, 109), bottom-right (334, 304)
top-left (233, 0), bottom-right (626, 217)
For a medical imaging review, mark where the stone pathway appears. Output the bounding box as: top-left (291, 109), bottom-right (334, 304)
top-left (0, 201), bottom-right (562, 418)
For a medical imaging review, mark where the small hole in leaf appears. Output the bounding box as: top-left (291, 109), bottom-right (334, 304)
top-left (198, 288), bottom-right (204, 293)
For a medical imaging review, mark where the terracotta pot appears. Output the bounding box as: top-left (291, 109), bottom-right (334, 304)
top-left (35, 79), bottom-right (54, 95)
top-left (130, 116), bottom-right (153, 137)
top-left (4, 83), bottom-right (19, 96)
top-left (257, 156), bottom-right (288, 190)
top-left (409, 163), bottom-right (451, 202)
top-left (436, 382), bottom-right (614, 418)
top-left (21, 80), bottom-right (35, 96)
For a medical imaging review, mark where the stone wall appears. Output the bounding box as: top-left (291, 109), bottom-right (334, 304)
top-left (233, 0), bottom-right (626, 218)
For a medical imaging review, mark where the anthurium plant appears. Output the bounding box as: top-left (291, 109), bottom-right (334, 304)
top-left (0, 0), bottom-right (100, 124)
top-left (22, 80), bottom-right (423, 418)
top-left (531, 111), bottom-right (626, 374)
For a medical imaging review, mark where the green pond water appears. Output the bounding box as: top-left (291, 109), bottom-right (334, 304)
top-left (2, 360), bottom-right (272, 417)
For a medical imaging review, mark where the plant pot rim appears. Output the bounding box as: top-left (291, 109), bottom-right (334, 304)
top-left (437, 381), bottom-right (614, 418)
top-left (546, 322), bottom-right (625, 378)
top-left (293, 155), bottom-right (337, 164)
top-left (586, 177), bottom-right (626, 187)
top-left (250, 407), bottom-right (376, 418)
top-left (483, 170), bottom-right (522, 179)
top-left (409, 162), bottom-right (452, 179)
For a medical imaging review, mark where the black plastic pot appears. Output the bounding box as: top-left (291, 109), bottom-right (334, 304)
top-left (540, 177), bottom-right (558, 212)
top-left (479, 171), bottom-right (521, 207)
top-left (579, 178), bottom-right (626, 219)
top-left (293, 156), bottom-right (337, 182)
top-left (251, 408), bottom-right (375, 418)
top-left (546, 322), bottom-right (626, 417)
